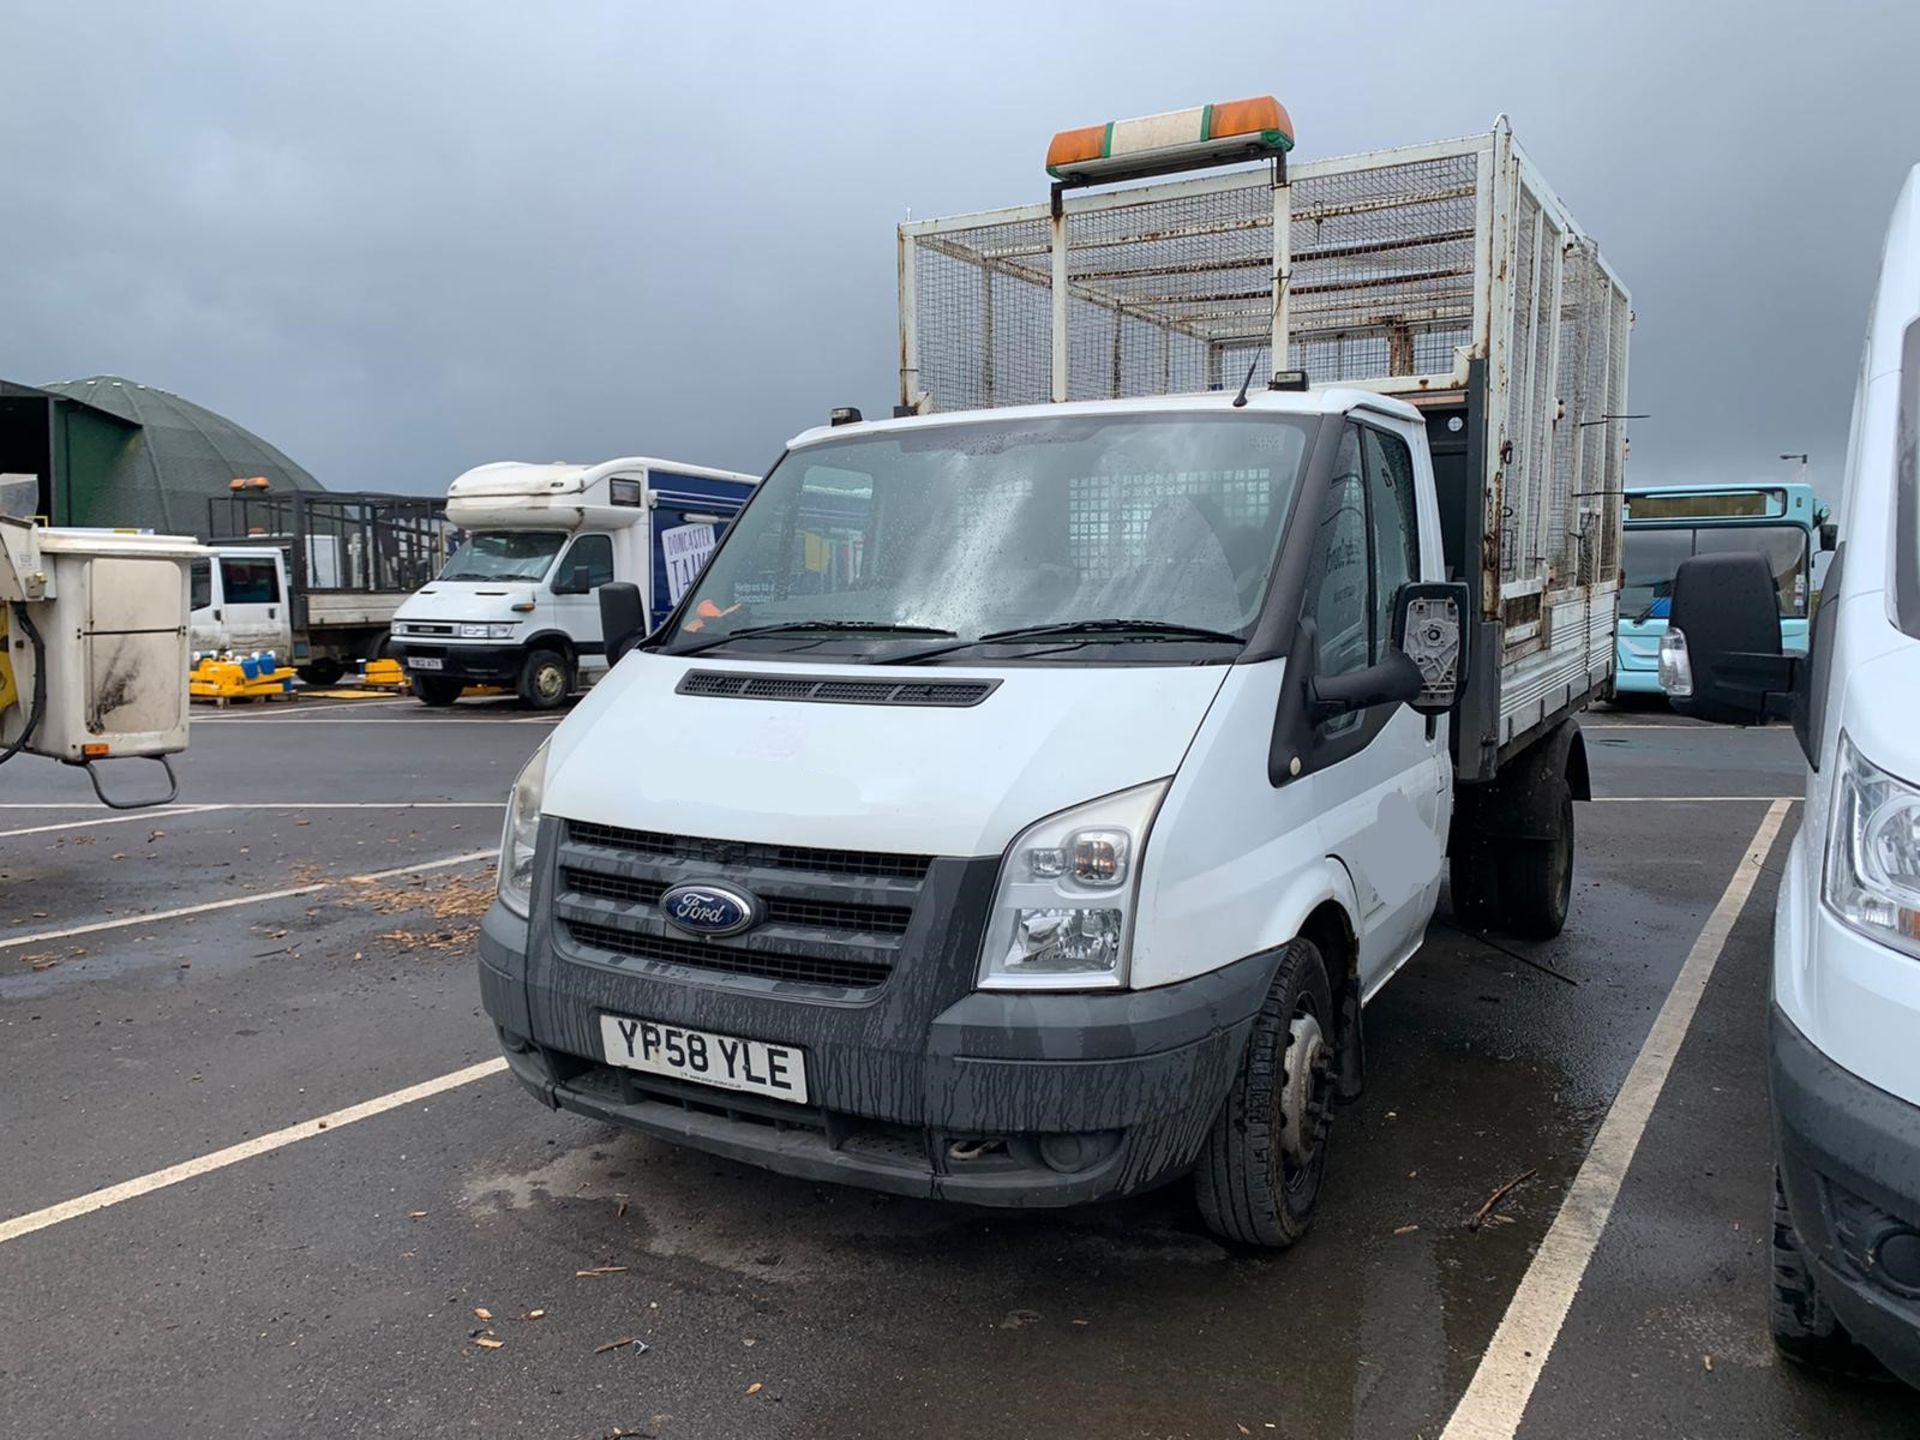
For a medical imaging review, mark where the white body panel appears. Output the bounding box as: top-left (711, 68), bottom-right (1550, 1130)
top-left (1775, 165), bottom-right (1920, 1106)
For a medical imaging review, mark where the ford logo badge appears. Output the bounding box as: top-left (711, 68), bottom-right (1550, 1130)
top-left (659, 881), bottom-right (760, 938)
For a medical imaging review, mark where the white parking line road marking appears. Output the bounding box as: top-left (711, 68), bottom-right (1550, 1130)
top-left (0, 884), bottom-right (331, 950)
top-left (348, 848), bottom-right (496, 883)
top-left (1, 849), bottom-right (497, 951)
top-left (0, 805), bottom-right (223, 839)
top-left (1439, 798), bottom-right (1794, 1440)
top-left (0, 800), bottom-right (504, 810)
top-left (0, 1058), bottom-right (510, 1247)
top-left (1593, 794), bottom-right (1797, 803)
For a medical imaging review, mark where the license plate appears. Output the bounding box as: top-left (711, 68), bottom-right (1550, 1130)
top-left (408, 656), bottom-right (443, 670)
top-left (600, 1015), bottom-right (809, 1105)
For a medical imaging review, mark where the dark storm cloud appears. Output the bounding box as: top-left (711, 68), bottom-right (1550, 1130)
top-left (2, 1), bottom-right (1913, 502)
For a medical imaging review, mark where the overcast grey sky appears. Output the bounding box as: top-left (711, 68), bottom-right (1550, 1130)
top-left (3, 1), bottom-right (1914, 501)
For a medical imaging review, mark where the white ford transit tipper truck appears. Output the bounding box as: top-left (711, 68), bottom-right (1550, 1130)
top-left (389, 457), bottom-right (757, 708)
top-left (478, 103), bottom-right (1633, 1243)
top-left (1660, 165), bottom-right (1920, 1384)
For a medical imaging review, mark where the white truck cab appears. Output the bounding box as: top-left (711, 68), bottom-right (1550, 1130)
top-left (190, 546), bottom-right (292, 660)
top-left (1663, 164), bottom-right (1920, 1385)
top-left (390, 457), bottom-right (756, 708)
top-left (476, 106), bottom-right (1635, 1245)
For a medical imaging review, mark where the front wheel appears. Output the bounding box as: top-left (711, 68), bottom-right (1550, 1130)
top-left (1772, 1167), bottom-right (1885, 1377)
top-left (517, 648), bottom-right (572, 710)
top-left (1195, 937), bottom-right (1336, 1248)
top-left (413, 675), bottom-right (462, 708)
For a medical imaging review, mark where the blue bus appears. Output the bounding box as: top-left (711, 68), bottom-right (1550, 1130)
top-left (1613, 482), bottom-right (1830, 697)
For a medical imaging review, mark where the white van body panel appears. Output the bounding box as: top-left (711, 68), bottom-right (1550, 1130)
top-left (191, 547), bottom-right (293, 658)
top-left (1775, 164), bottom-right (1920, 1107)
top-left (541, 652), bottom-right (1230, 863)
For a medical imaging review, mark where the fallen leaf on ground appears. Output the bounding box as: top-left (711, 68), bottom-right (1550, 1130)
top-left (523, 1309), bottom-right (546, 1321)
top-left (1393, 1224), bottom-right (1420, 1236)
top-left (473, 1336), bottom-right (503, 1350)
top-left (408, 1211), bottom-right (428, 1219)
top-left (474, 1307), bottom-right (493, 1321)
top-left (595, 1336), bottom-right (639, 1354)
top-left (1704, 1354), bottom-right (1714, 1372)
top-left (746, 1383), bottom-right (763, 1396)
top-left (576, 1266), bottom-right (628, 1277)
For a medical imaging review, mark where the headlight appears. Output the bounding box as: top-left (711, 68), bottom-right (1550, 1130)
top-left (1658, 627), bottom-right (1692, 696)
top-left (460, 622), bottom-right (520, 639)
top-left (978, 779), bottom-right (1168, 991)
top-left (498, 739), bottom-right (550, 917)
top-left (1825, 732), bottom-right (1920, 960)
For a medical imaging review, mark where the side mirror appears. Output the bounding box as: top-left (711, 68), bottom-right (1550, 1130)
top-left (553, 565), bottom-right (593, 596)
top-left (1663, 552), bottom-right (1798, 725)
top-left (1819, 520), bottom-right (1839, 553)
top-left (1308, 649), bottom-right (1424, 723)
top-left (598, 582), bottom-right (647, 662)
top-left (1391, 580), bottom-right (1472, 715)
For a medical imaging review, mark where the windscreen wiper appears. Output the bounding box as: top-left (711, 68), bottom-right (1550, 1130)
top-left (891, 618), bottom-right (1246, 664)
top-left (666, 620), bottom-right (957, 657)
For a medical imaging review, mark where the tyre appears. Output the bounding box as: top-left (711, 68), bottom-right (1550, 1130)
top-left (297, 658), bottom-right (344, 688)
top-left (1498, 783), bottom-right (1573, 938)
top-left (1196, 937), bottom-right (1336, 1248)
top-left (517, 648), bottom-right (572, 710)
top-left (413, 675), bottom-right (463, 707)
top-left (1449, 844), bottom-right (1501, 930)
top-left (1772, 1167), bottom-right (1886, 1377)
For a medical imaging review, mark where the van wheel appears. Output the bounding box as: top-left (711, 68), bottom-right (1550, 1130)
top-left (1195, 938), bottom-right (1335, 1248)
top-left (517, 649), bottom-right (571, 710)
top-left (1498, 784), bottom-right (1574, 938)
top-left (297, 658), bottom-right (343, 687)
top-left (1772, 1168), bottom-right (1886, 1377)
top-left (414, 676), bottom-right (462, 707)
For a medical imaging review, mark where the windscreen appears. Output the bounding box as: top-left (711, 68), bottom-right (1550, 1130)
top-left (663, 413), bottom-right (1314, 653)
top-left (1621, 524), bottom-right (1810, 620)
top-left (438, 531), bottom-right (566, 583)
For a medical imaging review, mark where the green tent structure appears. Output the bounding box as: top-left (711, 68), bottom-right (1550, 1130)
top-left (0, 374), bottom-right (322, 532)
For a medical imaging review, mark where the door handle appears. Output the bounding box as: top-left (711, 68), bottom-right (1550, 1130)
top-left (213, 608), bottom-right (222, 621)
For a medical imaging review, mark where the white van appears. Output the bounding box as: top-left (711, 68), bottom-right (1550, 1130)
top-left (389, 457), bottom-right (757, 708)
top-left (1662, 165), bottom-right (1920, 1386)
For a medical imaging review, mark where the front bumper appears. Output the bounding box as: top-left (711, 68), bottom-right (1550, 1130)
top-left (390, 640), bottom-right (523, 683)
top-left (477, 884), bottom-right (1277, 1207)
top-left (1771, 1004), bottom-right (1920, 1387)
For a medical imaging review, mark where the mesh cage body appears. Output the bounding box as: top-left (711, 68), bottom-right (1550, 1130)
top-left (899, 129), bottom-right (1631, 629)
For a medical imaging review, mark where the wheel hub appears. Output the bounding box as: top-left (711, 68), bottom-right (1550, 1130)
top-left (1278, 1011), bottom-right (1328, 1164)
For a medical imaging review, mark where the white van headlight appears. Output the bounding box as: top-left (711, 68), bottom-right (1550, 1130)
top-left (978, 780), bottom-right (1168, 991)
top-left (1825, 733), bottom-right (1920, 959)
top-left (1657, 627), bottom-right (1693, 697)
top-left (498, 739), bottom-right (550, 917)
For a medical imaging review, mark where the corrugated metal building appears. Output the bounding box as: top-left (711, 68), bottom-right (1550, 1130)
top-left (0, 374), bottom-right (322, 532)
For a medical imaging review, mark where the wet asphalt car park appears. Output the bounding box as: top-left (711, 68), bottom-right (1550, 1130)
top-left (2, 697), bottom-right (1916, 1439)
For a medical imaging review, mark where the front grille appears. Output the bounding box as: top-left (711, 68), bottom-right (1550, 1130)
top-left (677, 670), bottom-right (998, 708)
top-left (568, 820), bottom-right (931, 881)
top-left (559, 867), bottom-right (912, 935)
top-left (565, 920), bottom-right (894, 990)
top-left (554, 821), bottom-right (934, 992)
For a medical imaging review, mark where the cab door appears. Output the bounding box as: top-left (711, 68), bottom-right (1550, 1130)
top-left (550, 533), bottom-right (615, 678)
top-left (1298, 421), bottom-right (1449, 994)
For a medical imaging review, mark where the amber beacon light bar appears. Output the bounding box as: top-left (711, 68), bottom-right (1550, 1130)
top-left (1045, 96), bottom-right (1295, 189)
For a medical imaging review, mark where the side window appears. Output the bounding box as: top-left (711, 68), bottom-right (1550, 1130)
top-left (1311, 428), bottom-right (1372, 732)
top-left (559, 534), bottom-right (615, 589)
top-left (189, 559), bottom-right (212, 611)
top-left (218, 556), bottom-right (281, 605)
top-left (1362, 427), bottom-right (1421, 660)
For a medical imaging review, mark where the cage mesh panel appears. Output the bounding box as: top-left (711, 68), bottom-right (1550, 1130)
top-left (912, 215), bottom-right (1052, 412)
top-left (1599, 286), bottom-right (1632, 575)
top-left (1502, 191), bottom-right (1541, 584)
top-left (1287, 152), bottom-right (1480, 382)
